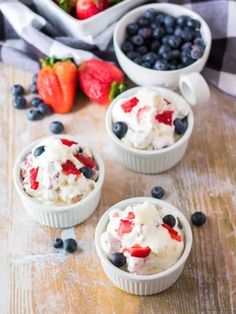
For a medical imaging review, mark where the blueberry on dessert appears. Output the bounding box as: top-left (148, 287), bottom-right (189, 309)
top-left (112, 121), bottom-right (128, 139)
top-left (174, 117), bottom-right (188, 135)
top-left (34, 145), bottom-right (45, 157)
top-left (110, 252), bottom-right (126, 268)
top-left (163, 215), bottom-right (176, 228)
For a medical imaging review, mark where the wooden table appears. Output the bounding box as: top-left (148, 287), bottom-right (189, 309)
top-left (0, 63), bottom-right (235, 314)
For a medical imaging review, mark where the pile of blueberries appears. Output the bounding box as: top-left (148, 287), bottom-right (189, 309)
top-left (122, 8), bottom-right (205, 71)
top-left (11, 75), bottom-right (64, 134)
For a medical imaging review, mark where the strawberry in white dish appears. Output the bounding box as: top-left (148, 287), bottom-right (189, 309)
top-left (20, 137), bottom-right (99, 205)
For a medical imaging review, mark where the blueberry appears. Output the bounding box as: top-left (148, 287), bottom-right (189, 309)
top-left (162, 35), bottom-right (171, 45)
top-left (159, 44), bottom-right (171, 56)
top-left (136, 45), bottom-right (148, 55)
top-left (137, 17), bottom-right (149, 27)
top-left (162, 51), bottom-right (172, 61)
top-left (138, 27), bottom-right (152, 39)
top-left (187, 18), bottom-right (201, 30)
top-left (142, 52), bottom-right (158, 65)
top-left (151, 186), bottom-right (165, 199)
top-left (64, 238), bottom-right (77, 253)
top-left (174, 117), bottom-right (188, 134)
top-left (80, 166), bottom-right (94, 179)
top-left (110, 252), bottom-right (126, 268)
top-left (150, 40), bottom-right (161, 53)
top-left (127, 51), bottom-right (140, 61)
top-left (13, 96), bottom-right (27, 109)
top-left (191, 212), bottom-right (206, 227)
top-left (30, 82), bottom-right (38, 94)
top-left (169, 64), bottom-right (177, 70)
top-left (155, 13), bottom-right (165, 25)
top-left (154, 59), bottom-right (169, 71)
top-left (176, 15), bottom-right (189, 27)
top-left (49, 121), bottom-right (64, 134)
top-left (34, 145), bottom-right (45, 157)
top-left (191, 45), bottom-right (204, 60)
top-left (166, 26), bottom-right (174, 35)
top-left (126, 23), bottom-right (139, 36)
top-left (170, 49), bottom-right (180, 60)
top-left (181, 54), bottom-right (194, 66)
top-left (163, 215), bottom-right (176, 228)
top-left (27, 109), bottom-right (42, 121)
top-left (131, 35), bottom-right (144, 46)
top-left (177, 217), bottom-right (183, 229)
top-left (164, 15), bottom-right (175, 28)
top-left (181, 42), bottom-right (192, 54)
top-left (180, 27), bottom-right (193, 41)
top-left (133, 56), bottom-right (142, 65)
top-left (122, 41), bottom-right (134, 53)
top-left (53, 238), bottom-right (63, 249)
top-left (11, 84), bottom-right (24, 97)
top-left (37, 103), bottom-right (52, 116)
top-left (142, 61), bottom-right (152, 69)
top-left (168, 35), bottom-right (182, 48)
top-left (194, 37), bottom-right (205, 48)
top-left (112, 121), bottom-right (128, 139)
top-left (31, 97), bottom-right (42, 107)
top-left (32, 73), bottom-right (38, 83)
top-left (153, 27), bottom-right (165, 39)
top-left (143, 8), bottom-right (157, 22)
top-left (174, 27), bottom-right (182, 37)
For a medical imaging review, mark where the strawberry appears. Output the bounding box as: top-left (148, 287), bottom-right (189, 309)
top-left (116, 219), bottom-right (134, 236)
top-left (74, 154), bottom-right (96, 168)
top-left (37, 57), bottom-right (77, 114)
top-left (78, 59), bottom-right (126, 105)
top-left (155, 110), bottom-right (174, 126)
top-left (137, 105), bottom-right (151, 123)
top-left (76, 0), bottom-right (108, 20)
top-left (130, 244), bottom-right (151, 258)
top-left (61, 139), bottom-right (78, 147)
top-left (121, 97), bottom-right (139, 113)
top-left (162, 223), bottom-right (182, 241)
top-left (127, 212), bottom-right (135, 220)
top-left (62, 160), bottom-right (80, 176)
top-left (29, 167), bottom-right (39, 190)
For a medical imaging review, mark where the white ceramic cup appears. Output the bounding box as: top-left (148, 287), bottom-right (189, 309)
top-left (113, 3), bottom-right (212, 106)
top-left (106, 86), bottom-right (194, 174)
top-left (14, 135), bottom-right (105, 228)
top-left (95, 197), bottom-right (193, 295)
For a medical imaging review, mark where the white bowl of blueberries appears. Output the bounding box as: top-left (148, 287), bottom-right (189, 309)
top-left (113, 3), bottom-right (212, 106)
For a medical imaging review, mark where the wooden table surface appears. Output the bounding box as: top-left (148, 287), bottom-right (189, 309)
top-left (0, 63), bottom-right (235, 314)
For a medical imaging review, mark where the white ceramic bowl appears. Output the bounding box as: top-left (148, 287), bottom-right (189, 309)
top-left (95, 197), bottom-right (193, 295)
top-left (106, 86), bottom-right (194, 174)
top-left (14, 136), bottom-right (105, 228)
top-left (32, 0), bottom-right (145, 40)
top-left (114, 3), bottom-right (212, 105)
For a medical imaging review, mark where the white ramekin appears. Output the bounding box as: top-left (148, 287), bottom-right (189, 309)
top-left (106, 86), bottom-right (194, 174)
top-left (95, 197), bottom-right (192, 295)
top-left (14, 135), bottom-right (105, 229)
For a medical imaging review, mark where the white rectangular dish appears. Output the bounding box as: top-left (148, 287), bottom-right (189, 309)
top-left (32, 0), bottom-right (146, 40)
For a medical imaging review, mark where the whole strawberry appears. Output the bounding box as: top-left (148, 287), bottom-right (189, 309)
top-left (76, 0), bottom-right (108, 20)
top-left (78, 59), bottom-right (126, 105)
top-left (36, 57), bottom-right (77, 114)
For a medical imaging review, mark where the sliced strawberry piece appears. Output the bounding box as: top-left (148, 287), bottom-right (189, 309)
top-left (61, 139), bottom-right (78, 147)
top-left (62, 160), bottom-right (80, 176)
top-left (127, 212), bottom-right (135, 220)
top-left (137, 105), bottom-right (151, 123)
top-left (121, 97), bottom-right (139, 113)
top-left (162, 223), bottom-right (182, 241)
top-left (29, 167), bottom-right (39, 190)
top-left (116, 219), bottom-right (134, 236)
top-left (130, 244), bottom-right (151, 258)
top-left (155, 110), bottom-right (174, 126)
top-left (164, 98), bottom-right (171, 105)
top-left (74, 154), bottom-right (95, 168)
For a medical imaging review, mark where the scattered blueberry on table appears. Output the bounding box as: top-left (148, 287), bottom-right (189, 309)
top-left (49, 121), bottom-right (65, 134)
top-left (27, 108), bottom-right (42, 121)
top-left (53, 238), bottom-right (64, 249)
top-left (122, 9), bottom-right (205, 70)
top-left (12, 96), bottom-right (27, 109)
top-left (110, 252), bottom-right (126, 268)
top-left (191, 211), bottom-right (206, 227)
top-left (64, 238), bottom-right (78, 253)
top-left (151, 186), bottom-right (165, 199)
top-left (11, 84), bottom-right (24, 97)
top-left (31, 97), bottom-right (43, 107)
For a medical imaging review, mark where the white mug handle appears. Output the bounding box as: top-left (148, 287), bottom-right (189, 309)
top-left (179, 72), bottom-right (210, 106)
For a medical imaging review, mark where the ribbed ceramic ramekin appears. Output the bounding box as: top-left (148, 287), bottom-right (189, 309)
top-left (14, 135), bottom-right (105, 228)
top-left (95, 197), bottom-right (192, 295)
top-left (106, 87), bottom-right (194, 174)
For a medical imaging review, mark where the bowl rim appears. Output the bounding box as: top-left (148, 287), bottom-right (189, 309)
top-left (113, 2), bottom-right (212, 74)
top-left (105, 86), bottom-right (194, 156)
top-left (13, 135), bottom-right (105, 213)
top-left (95, 197), bottom-right (193, 281)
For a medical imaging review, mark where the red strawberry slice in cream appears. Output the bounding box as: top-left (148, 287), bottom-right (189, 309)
top-left (127, 212), bottom-right (135, 220)
top-left (61, 139), bottom-right (78, 147)
top-left (29, 167), bottom-right (39, 190)
top-left (116, 219), bottom-right (134, 236)
top-left (121, 97), bottom-right (139, 113)
top-left (162, 223), bottom-right (182, 241)
top-left (62, 160), bottom-right (80, 176)
top-left (74, 154), bottom-right (95, 168)
top-left (155, 110), bottom-right (174, 126)
top-left (130, 244), bottom-right (151, 258)
top-left (136, 105), bottom-right (151, 123)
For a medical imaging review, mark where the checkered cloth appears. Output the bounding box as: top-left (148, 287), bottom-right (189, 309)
top-left (0, 0), bottom-right (235, 97)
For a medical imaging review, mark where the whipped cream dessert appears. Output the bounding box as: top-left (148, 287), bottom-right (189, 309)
top-left (112, 88), bottom-right (190, 150)
top-left (101, 201), bottom-right (184, 275)
top-left (20, 137), bottom-right (99, 206)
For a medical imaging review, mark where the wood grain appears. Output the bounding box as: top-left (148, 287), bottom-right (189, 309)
top-left (0, 63), bottom-right (235, 314)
